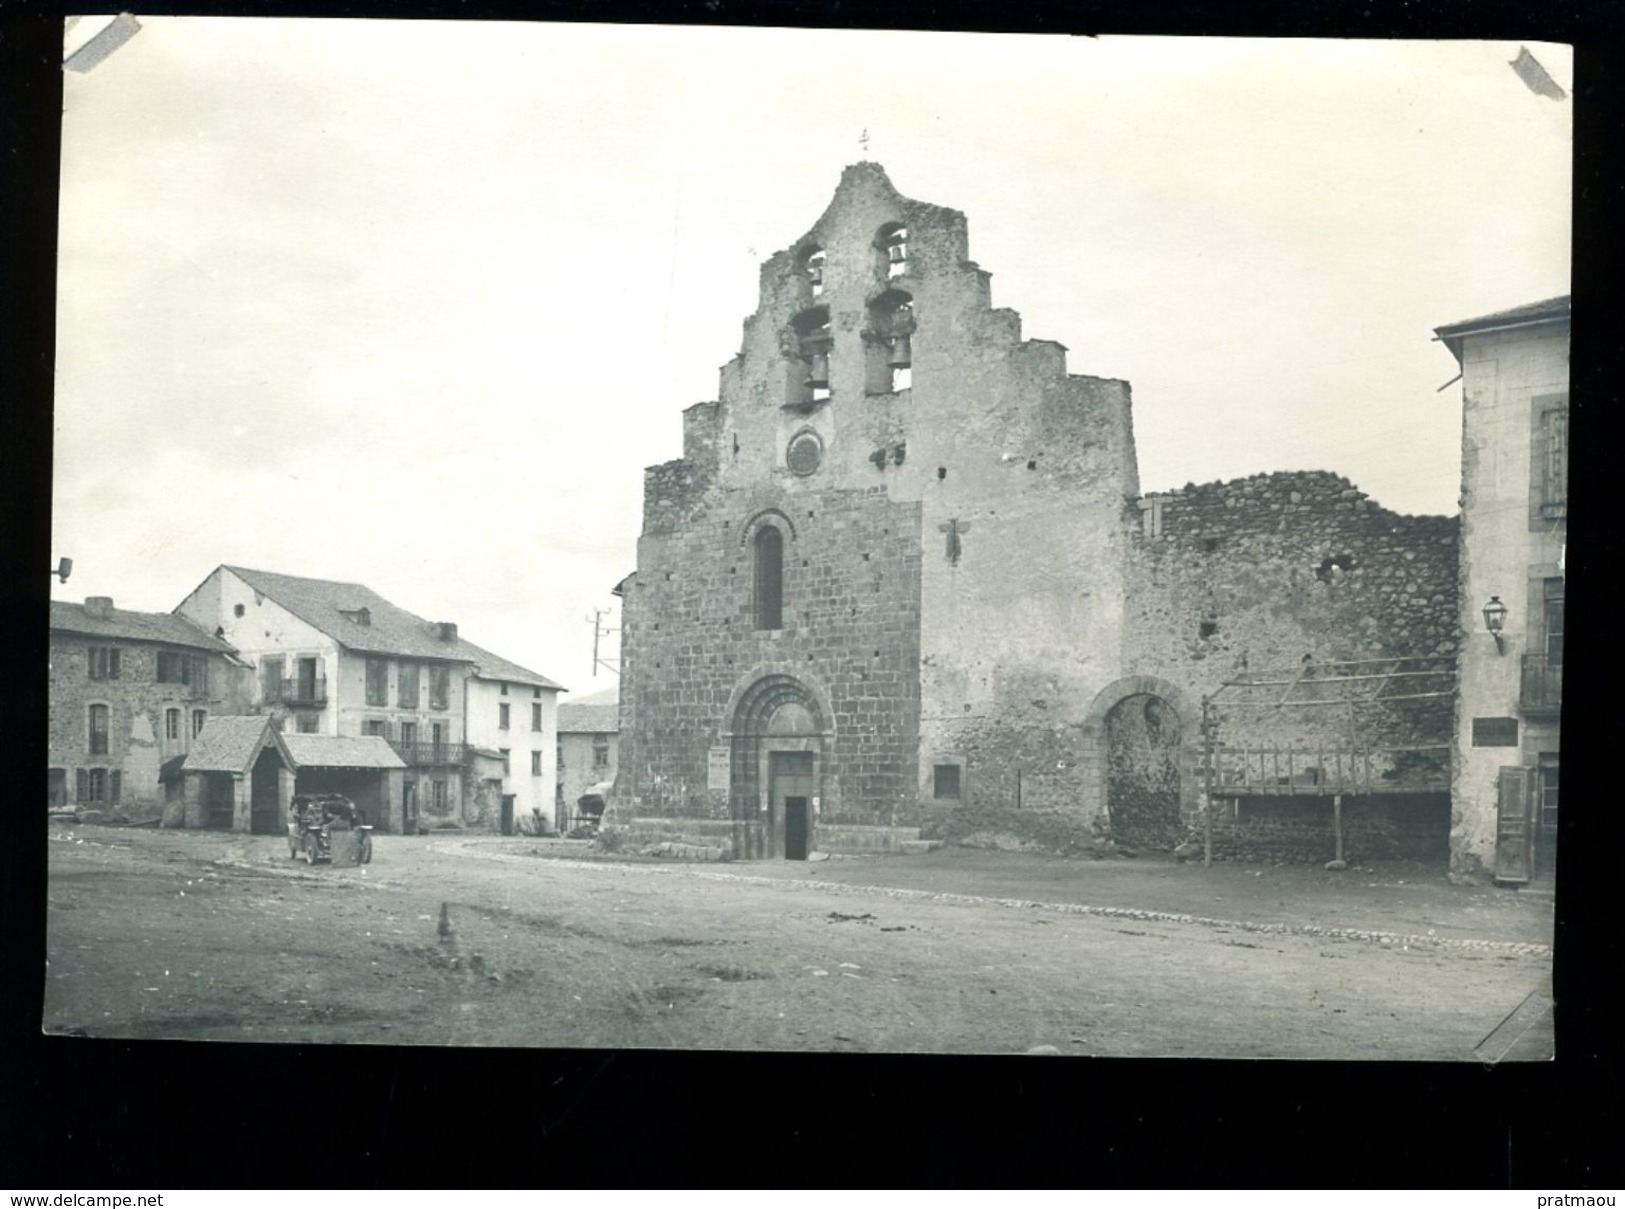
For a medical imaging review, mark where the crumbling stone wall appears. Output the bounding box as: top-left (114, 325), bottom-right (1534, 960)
top-left (1125, 471), bottom-right (1458, 754)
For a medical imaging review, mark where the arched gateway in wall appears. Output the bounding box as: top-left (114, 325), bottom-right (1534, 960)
top-left (1082, 675), bottom-right (1199, 852)
top-left (724, 671), bottom-right (833, 860)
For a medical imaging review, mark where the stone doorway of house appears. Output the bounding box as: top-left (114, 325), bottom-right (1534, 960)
top-left (1106, 693), bottom-right (1184, 851)
top-left (48, 769), bottom-right (68, 808)
top-left (771, 751), bottom-right (815, 860)
top-left (500, 794), bottom-right (516, 837)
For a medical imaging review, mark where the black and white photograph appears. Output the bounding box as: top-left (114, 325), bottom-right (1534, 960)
top-left (45, 21), bottom-right (1570, 1059)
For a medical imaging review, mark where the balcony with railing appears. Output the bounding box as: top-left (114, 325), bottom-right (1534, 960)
top-left (272, 675), bottom-right (328, 707)
top-left (1520, 655), bottom-right (1563, 716)
top-left (389, 740), bottom-right (469, 768)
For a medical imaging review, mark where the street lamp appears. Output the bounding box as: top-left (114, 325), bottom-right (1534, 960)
top-left (50, 557), bottom-right (72, 584)
top-left (1482, 595), bottom-right (1509, 655)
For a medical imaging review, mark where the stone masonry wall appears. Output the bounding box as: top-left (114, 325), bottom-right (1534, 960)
top-left (1126, 470), bottom-right (1459, 756)
top-left (620, 477), bottom-right (923, 824)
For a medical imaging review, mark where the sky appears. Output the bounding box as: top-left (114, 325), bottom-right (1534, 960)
top-left (51, 23), bottom-right (1573, 691)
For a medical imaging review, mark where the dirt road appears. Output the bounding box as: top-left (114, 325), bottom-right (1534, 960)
top-left (42, 827), bottom-right (1553, 1058)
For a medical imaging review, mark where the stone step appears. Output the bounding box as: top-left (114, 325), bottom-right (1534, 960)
top-left (899, 839), bottom-right (942, 855)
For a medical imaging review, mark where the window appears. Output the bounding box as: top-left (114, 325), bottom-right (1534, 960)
top-left (753, 525), bottom-right (784, 630)
top-left (399, 721), bottom-right (416, 746)
top-left (431, 780), bottom-right (448, 812)
top-left (531, 750), bottom-right (543, 776)
top-left (88, 646), bottom-right (121, 680)
top-left (500, 748), bottom-right (511, 775)
top-left (156, 650), bottom-right (205, 688)
top-left (533, 686), bottom-right (541, 698)
top-left (192, 709), bottom-right (207, 738)
top-left (88, 704), bottom-right (109, 755)
top-left (429, 666), bottom-right (450, 710)
top-left (593, 736), bottom-right (610, 769)
top-left (398, 662), bottom-right (420, 708)
top-left (1542, 406), bottom-right (1568, 515)
top-left (296, 713), bottom-right (319, 734)
top-left (1544, 578), bottom-right (1564, 667)
top-left (500, 682), bottom-right (509, 696)
top-left (77, 767), bottom-right (116, 805)
top-left (532, 703), bottom-right (543, 731)
top-left (556, 742), bottom-right (564, 771)
top-left (261, 655), bottom-right (284, 704)
top-left (499, 703), bottom-right (511, 730)
top-left (933, 763), bottom-right (962, 800)
top-left (365, 658), bottom-right (389, 706)
top-left (363, 719), bottom-right (389, 738)
top-left (165, 708), bottom-right (180, 741)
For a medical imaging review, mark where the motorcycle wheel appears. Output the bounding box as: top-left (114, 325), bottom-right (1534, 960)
top-left (358, 834), bottom-right (373, 865)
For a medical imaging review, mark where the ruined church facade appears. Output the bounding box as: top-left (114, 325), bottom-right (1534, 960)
top-left (618, 164), bottom-right (1457, 864)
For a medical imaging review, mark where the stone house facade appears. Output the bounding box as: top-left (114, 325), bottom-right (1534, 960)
top-left (556, 685), bottom-right (619, 829)
top-left (618, 163), bottom-right (1460, 864)
top-left (48, 597), bottom-right (251, 813)
top-left (175, 565), bottom-right (561, 833)
top-left (1434, 297), bottom-right (1568, 882)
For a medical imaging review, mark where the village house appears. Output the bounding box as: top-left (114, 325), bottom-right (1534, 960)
top-left (556, 684), bottom-right (619, 831)
top-left (174, 566), bottom-right (562, 834)
top-left (1434, 296), bottom-right (1568, 885)
top-left (616, 163), bottom-right (1459, 864)
top-left (48, 596), bottom-right (251, 813)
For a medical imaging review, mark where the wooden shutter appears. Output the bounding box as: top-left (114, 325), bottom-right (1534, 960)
top-left (76, 769), bottom-right (88, 804)
top-left (110, 771), bottom-right (122, 804)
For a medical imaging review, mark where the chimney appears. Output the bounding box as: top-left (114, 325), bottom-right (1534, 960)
top-left (84, 596), bottom-right (113, 619)
top-left (436, 622), bottom-right (458, 643)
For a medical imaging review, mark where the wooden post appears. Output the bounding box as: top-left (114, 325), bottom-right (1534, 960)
top-left (1333, 793), bottom-right (1344, 863)
top-left (1201, 696), bottom-right (1215, 867)
top-left (1016, 768), bottom-right (1023, 811)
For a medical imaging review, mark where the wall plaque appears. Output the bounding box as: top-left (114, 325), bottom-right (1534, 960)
top-left (1472, 717), bottom-right (1519, 747)
top-left (707, 746), bottom-right (731, 791)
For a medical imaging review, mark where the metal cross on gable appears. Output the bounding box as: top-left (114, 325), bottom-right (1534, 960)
top-left (860, 128), bottom-right (870, 154)
top-left (938, 517), bottom-right (971, 565)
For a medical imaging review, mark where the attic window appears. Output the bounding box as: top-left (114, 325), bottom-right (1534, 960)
top-left (340, 607), bottom-right (372, 626)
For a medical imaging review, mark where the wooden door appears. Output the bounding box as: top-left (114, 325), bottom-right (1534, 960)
top-left (769, 751), bottom-right (815, 859)
top-left (784, 798), bottom-right (810, 860)
top-left (1494, 765), bottom-right (1536, 884)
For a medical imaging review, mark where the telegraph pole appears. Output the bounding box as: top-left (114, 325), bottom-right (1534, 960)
top-left (586, 608), bottom-right (620, 678)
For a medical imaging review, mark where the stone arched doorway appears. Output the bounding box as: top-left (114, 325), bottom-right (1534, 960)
top-left (726, 672), bottom-right (831, 860)
top-left (1082, 675), bottom-right (1197, 852)
top-left (1105, 693), bottom-right (1184, 851)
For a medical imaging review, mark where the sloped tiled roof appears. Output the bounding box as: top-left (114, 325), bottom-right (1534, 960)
top-left (1435, 295), bottom-right (1570, 337)
top-left (52, 601), bottom-right (234, 653)
top-left (184, 716), bottom-right (284, 774)
top-left (1435, 295), bottom-right (1570, 362)
top-left (283, 733), bottom-right (406, 770)
top-left (558, 684), bottom-right (619, 734)
top-left (464, 642), bottom-right (564, 691)
top-left (218, 566), bottom-right (560, 688)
